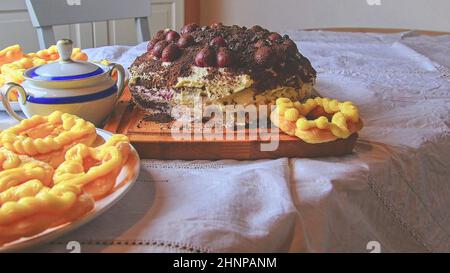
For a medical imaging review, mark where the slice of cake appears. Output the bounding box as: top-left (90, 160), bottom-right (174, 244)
top-left (129, 23), bottom-right (316, 119)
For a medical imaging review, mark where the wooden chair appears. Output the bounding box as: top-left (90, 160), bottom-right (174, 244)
top-left (25, 0), bottom-right (151, 49)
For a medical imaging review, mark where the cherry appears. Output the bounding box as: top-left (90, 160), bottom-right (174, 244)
top-left (181, 23), bottom-right (200, 34)
top-left (211, 22), bottom-right (223, 28)
top-left (177, 34), bottom-right (194, 48)
top-left (195, 47), bottom-right (216, 67)
top-left (251, 25), bottom-right (264, 32)
top-left (254, 39), bottom-right (267, 48)
top-left (216, 48), bottom-right (233, 67)
top-left (254, 46), bottom-right (275, 67)
top-left (147, 39), bottom-right (159, 51)
top-left (210, 37), bottom-right (227, 47)
top-left (161, 44), bottom-right (181, 62)
top-left (268, 32), bottom-right (282, 42)
top-left (151, 40), bottom-right (169, 58)
top-left (165, 31), bottom-right (180, 42)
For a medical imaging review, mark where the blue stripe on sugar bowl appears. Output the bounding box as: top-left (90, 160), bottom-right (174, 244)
top-left (27, 67), bottom-right (105, 81)
top-left (26, 85), bottom-right (118, 104)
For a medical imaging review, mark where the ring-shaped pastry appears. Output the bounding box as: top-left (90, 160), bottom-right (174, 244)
top-left (0, 111), bottom-right (97, 168)
top-left (271, 97), bottom-right (363, 144)
top-left (0, 147), bottom-right (54, 193)
top-left (0, 181), bottom-right (94, 246)
top-left (54, 134), bottom-right (131, 200)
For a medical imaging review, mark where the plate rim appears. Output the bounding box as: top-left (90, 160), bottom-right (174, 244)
top-left (0, 128), bottom-right (140, 253)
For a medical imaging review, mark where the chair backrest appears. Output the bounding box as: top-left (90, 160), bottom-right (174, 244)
top-left (26, 0), bottom-right (151, 49)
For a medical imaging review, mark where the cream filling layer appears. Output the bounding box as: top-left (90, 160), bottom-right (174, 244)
top-left (175, 66), bottom-right (254, 101)
top-left (174, 66), bottom-right (313, 107)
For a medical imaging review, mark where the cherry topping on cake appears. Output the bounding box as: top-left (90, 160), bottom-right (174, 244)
top-left (151, 40), bottom-right (169, 58)
top-left (216, 48), bottom-right (233, 68)
top-left (211, 22), bottom-right (223, 28)
top-left (210, 37), bottom-right (227, 47)
top-left (177, 34), bottom-right (194, 48)
top-left (161, 44), bottom-right (181, 62)
top-left (254, 39), bottom-right (267, 48)
top-left (153, 30), bottom-right (166, 40)
top-left (195, 47), bottom-right (216, 67)
top-left (268, 32), bottom-right (282, 42)
top-left (250, 25), bottom-right (264, 33)
top-left (147, 39), bottom-right (158, 52)
top-left (165, 31), bottom-right (180, 42)
top-left (131, 24), bottom-right (318, 100)
top-left (254, 46), bottom-right (276, 67)
top-left (181, 23), bottom-right (200, 34)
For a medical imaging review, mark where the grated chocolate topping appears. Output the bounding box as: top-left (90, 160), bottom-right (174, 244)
top-left (129, 24), bottom-right (316, 93)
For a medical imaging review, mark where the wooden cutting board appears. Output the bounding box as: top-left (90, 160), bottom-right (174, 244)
top-left (103, 88), bottom-right (358, 160)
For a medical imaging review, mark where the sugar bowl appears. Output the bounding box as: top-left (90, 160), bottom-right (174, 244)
top-left (1, 39), bottom-right (125, 126)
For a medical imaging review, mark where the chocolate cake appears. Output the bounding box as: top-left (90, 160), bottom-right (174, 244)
top-left (129, 23), bottom-right (316, 118)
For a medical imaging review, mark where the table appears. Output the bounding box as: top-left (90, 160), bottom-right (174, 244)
top-left (2, 30), bottom-right (449, 253)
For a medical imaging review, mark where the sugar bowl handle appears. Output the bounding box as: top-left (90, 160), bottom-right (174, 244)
top-left (109, 63), bottom-right (126, 99)
top-left (1, 82), bottom-right (27, 121)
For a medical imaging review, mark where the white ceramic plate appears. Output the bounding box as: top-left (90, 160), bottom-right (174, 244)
top-left (0, 129), bottom-right (140, 252)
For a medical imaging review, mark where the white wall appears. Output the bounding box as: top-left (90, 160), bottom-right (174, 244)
top-left (200, 0), bottom-right (450, 32)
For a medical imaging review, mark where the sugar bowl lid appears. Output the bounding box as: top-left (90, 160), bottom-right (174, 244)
top-left (24, 39), bottom-right (105, 81)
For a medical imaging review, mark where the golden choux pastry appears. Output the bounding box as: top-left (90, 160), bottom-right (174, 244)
top-left (0, 148), bottom-right (54, 193)
top-left (0, 111), bottom-right (97, 168)
top-left (0, 45), bottom-right (24, 67)
top-left (0, 112), bottom-right (133, 247)
top-left (271, 97), bottom-right (363, 144)
top-left (54, 134), bottom-right (131, 200)
top-left (0, 156), bottom-right (91, 246)
top-left (0, 181), bottom-right (94, 245)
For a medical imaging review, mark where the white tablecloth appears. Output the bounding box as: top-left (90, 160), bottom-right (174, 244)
top-left (1, 30), bottom-right (449, 253)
